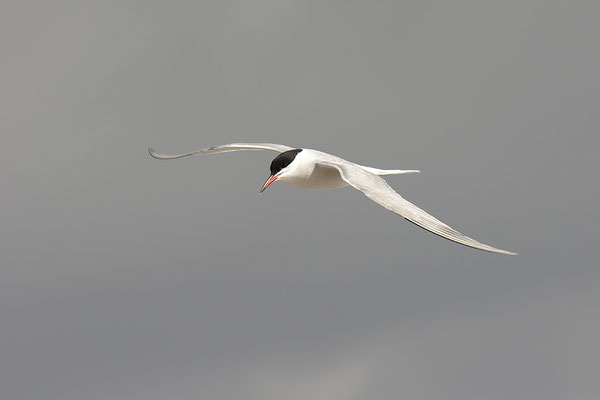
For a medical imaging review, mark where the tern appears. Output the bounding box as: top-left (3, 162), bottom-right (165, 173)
top-left (149, 143), bottom-right (516, 255)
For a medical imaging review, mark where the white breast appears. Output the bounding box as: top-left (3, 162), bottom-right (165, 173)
top-left (278, 149), bottom-right (350, 190)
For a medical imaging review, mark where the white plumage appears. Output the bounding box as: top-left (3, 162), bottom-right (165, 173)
top-left (149, 143), bottom-right (516, 255)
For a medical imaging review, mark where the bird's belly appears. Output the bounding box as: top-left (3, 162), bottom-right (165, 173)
top-left (283, 164), bottom-right (349, 189)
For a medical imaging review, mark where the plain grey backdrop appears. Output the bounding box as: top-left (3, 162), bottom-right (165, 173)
top-left (2, 1), bottom-right (599, 399)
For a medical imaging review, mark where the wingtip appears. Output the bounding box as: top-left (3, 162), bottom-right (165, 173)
top-left (494, 248), bottom-right (518, 255)
top-left (148, 148), bottom-right (161, 159)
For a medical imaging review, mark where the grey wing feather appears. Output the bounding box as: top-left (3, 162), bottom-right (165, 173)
top-left (319, 160), bottom-right (517, 255)
top-left (148, 143), bottom-right (294, 159)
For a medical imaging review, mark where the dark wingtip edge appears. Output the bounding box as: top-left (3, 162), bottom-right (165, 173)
top-left (148, 148), bottom-right (159, 159)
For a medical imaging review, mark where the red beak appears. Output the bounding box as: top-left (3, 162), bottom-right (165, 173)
top-left (260, 174), bottom-right (279, 193)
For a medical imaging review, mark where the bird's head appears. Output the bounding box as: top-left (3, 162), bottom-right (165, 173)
top-left (260, 149), bottom-right (303, 192)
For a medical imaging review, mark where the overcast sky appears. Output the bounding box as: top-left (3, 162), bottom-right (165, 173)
top-left (2, 1), bottom-right (599, 399)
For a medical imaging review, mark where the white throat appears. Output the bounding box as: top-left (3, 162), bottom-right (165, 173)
top-left (278, 149), bottom-right (349, 190)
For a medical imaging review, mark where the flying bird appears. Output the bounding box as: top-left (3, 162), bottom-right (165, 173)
top-left (148, 143), bottom-right (516, 255)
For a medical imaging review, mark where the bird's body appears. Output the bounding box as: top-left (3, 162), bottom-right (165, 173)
top-left (276, 150), bottom-right (348, 190)
top-left (149, 143), bottom-right (516, 255)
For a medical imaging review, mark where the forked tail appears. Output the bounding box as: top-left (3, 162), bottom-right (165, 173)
top-left (357, 165), bottom-right (420, 176)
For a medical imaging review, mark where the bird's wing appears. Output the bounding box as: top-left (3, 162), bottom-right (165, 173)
top-left (319, 159), bottom-right (517, 255)
top-left (148, 143), bottom-right (294, 160)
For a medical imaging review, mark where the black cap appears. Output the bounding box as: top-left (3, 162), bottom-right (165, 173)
top-left (269, 149), bottom-right (303, 175)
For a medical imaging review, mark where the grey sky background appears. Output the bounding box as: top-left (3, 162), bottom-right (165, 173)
top-left (2, 1), bottom-right (599, 399)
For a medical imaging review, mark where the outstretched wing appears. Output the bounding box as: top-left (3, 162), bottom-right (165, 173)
top-left (148, 143), bottom-right (294, 159)
top-left (319, 160), bottom-right (517, 255)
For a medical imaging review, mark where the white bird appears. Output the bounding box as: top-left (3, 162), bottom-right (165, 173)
top-left (149, 143), bottom-right (517, 255)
